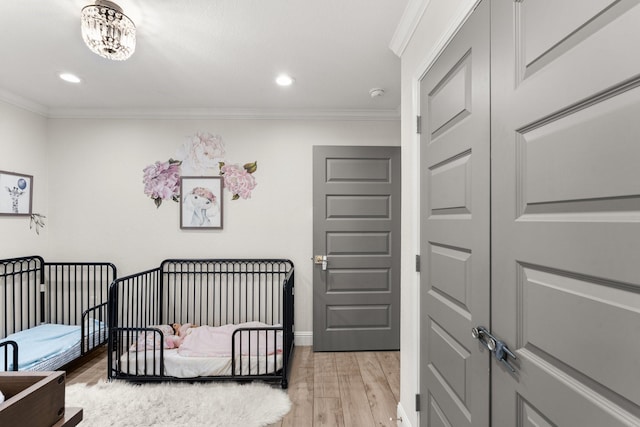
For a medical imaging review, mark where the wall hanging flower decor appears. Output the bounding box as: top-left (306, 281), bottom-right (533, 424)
top-left (220, 162), bottom-right (258, 200)
top-left (142, 132), bottom-right (257, 209)
top-left (179, 132), bottom-right (258, 200)
top-left (177, 132), bottom-right (226, 176)
top-left (142, 158), bottom-right (182, 208)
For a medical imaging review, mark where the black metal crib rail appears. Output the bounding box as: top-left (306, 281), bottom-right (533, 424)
top-left (108, 259), bottom-right (295, 388)
top-left (0, 256), bottom-right (117, 370)
top-left (0, 341), bottom-right (17, 371)
top-left (0, 256), bottom-right (43, 339)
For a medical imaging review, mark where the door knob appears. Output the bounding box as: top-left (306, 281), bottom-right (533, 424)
top-left (313, 255), bottom-right (328, 271)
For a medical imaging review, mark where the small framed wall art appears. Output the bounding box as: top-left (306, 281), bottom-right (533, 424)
top-left (180, 176), bottom-right (223, 229)
top-left (0, 170), bottom-right (33, 216)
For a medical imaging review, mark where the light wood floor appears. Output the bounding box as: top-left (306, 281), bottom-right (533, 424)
top-left (64, 346), bottom-right (400, 427)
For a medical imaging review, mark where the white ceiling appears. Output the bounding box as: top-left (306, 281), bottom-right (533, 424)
top-left (0, 0), bottom-right (410, 118)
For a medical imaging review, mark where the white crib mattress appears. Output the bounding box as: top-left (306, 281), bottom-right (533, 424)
top-left (119, 349), bottom-right (283, 378)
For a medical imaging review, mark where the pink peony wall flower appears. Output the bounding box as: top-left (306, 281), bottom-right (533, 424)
top-left (144, 132), bottom-right (258, 207)
top-left (143, 159), bottom-right (182, 207)
top-left (220, 162), bottom-right (258, 200)
top-left (177, 132), bottom-right (226, 175)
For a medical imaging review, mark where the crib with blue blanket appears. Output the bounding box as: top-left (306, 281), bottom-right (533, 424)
top-left (0, 256), bottom-right (116, 371)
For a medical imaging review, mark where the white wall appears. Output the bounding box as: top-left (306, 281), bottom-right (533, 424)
top-left (0, 101), bottom-right (49, 258)
top-left (46, 117), bottom-right (400, 339)
top-left (397, 0), bottom-right (476, 426)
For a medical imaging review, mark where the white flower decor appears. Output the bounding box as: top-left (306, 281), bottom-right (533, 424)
top-left (177, 132), bottom-right (226, 176)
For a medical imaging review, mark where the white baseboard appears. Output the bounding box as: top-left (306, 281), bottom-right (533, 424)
top-left (294, 331), bottom-right (313, 347)
top-left (396, 402), bottom-right (413, 427)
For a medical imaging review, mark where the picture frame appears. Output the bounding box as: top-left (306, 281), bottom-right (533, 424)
top-left (180, 176), bottom-right (223, 229)
top-left (0, 170), bottom-right (33, 216)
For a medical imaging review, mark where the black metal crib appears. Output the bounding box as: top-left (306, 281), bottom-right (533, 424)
top-left (0, 255), bottom-right (116, 371)
top-left (108, 259), bottom-right (294, 388)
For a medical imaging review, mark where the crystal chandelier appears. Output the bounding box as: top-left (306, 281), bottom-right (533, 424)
top-left (81, 0), bottom-right (136, 61)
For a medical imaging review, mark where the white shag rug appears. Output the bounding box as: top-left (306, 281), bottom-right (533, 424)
top-left (65, 380), bottom-right (291, 427)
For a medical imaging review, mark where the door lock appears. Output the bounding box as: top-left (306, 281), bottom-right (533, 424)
top-left (472, 326), bottom-right (517, 372)
top-left (313, 255), bottom-right (328, 271)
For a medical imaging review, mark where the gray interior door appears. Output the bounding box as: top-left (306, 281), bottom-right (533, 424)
top-left (312, 145), bottom-right (401, 351)
top-left (491, 1), bottom-right (640, 425)
top-left (418, 1), bottom-right (491, 426)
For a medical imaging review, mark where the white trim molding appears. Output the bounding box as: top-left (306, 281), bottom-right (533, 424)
top-left (396, 402), bottom-right (413, 427)
top-left (0, 88), bottom-right (49, 117)
top-left (390, 0), bottom-right (432, 57)
top-left (0, 89), bottom-right (400, 121)
top-left (416, 0), bottom-right (482, 81)
top-left (294, 331), bottom-right (313, 347)
top-left (46, 107), bottom-right (401, 121)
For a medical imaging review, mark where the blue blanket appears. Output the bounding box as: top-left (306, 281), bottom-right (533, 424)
top-left (0, 323), bottom-right (83, 370)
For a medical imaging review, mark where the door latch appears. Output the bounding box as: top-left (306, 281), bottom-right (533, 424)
top-left (313, 255), bottom-right (328, 271)
top-left (472, 326), bottom-right (517, 372)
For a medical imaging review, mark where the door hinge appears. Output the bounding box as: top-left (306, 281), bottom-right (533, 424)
top-left (415, 254), bottom-right (421, 272)
top-left (416, 115), bottom-right (422, 134)
top-left (415, 393), bottom-right (421, 412)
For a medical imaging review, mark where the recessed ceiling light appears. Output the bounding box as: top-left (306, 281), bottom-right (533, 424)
top-left (59, 73), bottom-right (82, 84)
top-left (275, 74), bottom-right (295, 87)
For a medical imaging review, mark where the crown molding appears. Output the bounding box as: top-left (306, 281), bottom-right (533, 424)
top-left (0, 90), bottom-right (400, 121)
top-left (415, 0), bottom-right (482, 80)
top-left (389, 0), bottom-right (432, 57)
top-left (46, 107), bottom-right (401, 121)
top-left (0, 89), bottom-right (49, 117)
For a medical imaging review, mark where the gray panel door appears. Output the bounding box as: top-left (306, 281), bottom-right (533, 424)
top-left (419, 1), bottom-right (490, 426)
top-left (312, 145), bottom-right (401, 351)
top-left (491, 1), bottom-right (640, 425)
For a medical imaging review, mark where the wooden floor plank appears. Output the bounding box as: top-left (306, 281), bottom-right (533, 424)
top-left (65, 346), bottom-right (108, 385)
top-left (356, 352), bottom-right (399, 426)
top-left (280, 346), bottom-right (314, 427)
top-left (375, 351), bottom-right (401, 402)
top-left (280, 364), bottom-right (314, 426)
top-left (314, 397), bottom-right (345, 427)
top-left (335, 351), bottom-right (361, 376)
top-left (314, 352), bottom-right (340, 398)
top-left (338, 373), bottom-right (377, 427)
top-left (314, 352), bottom-right (337, 378)
top-left (292, 345), bottom-right (315, 369)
